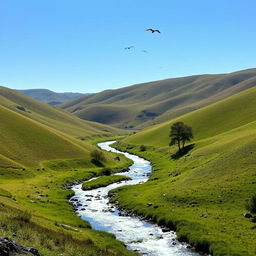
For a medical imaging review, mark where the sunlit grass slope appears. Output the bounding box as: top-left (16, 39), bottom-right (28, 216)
top-left (0, 104), bottom-right (135, 255)
top-left (61, 68), bottom-right (256, 129)
top-left (0, 86), bottom-right (123, 138)
top-left (0, 105), bottom-right (92, 166)
top-left (0, 145), bottom-right (135, 256)
top-left (112, 87), bottom-right (256, 255)
top-left (124, 86), bottom-right (256, 146)
top-left (0, 95), bottom-right (135, 254)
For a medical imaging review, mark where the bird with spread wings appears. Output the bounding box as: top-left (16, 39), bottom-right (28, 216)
top-left (145, 28), bottom-right (161, 33)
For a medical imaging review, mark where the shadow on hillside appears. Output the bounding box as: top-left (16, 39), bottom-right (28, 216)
top-left (171, 144), bottom-right (195, 160)
top-left (91, 159), bottom-right (104, 167)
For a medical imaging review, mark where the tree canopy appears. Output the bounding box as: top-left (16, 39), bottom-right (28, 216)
top-left (169, 122), bottom-right (193, 151)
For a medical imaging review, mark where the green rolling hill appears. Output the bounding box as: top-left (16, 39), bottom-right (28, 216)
top-left (0, 105), bottom-right (92, 167)
top-left (124, 86), bottom-right (256, 146)
top-left (0, 86), bottom-right (123, 138)
top-left (112, 87), bottom-right (256, 255)
top-left (60, 68), bottom-right (256, 129)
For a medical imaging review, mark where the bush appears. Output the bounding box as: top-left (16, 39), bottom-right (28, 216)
top-left (246, 194), bottom-right (256, 214)
top-left (140, 145), bottom-right (146, 151)
top-left (102, 168), bottom-right (111, 176)
top-left (90, 149), bottom-right (106, 162)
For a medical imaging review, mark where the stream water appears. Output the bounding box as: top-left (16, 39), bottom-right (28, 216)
top-left (71, 141), bottom-right (197, 256)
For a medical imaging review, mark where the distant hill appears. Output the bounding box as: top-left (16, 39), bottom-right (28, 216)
top-left (60, 68), bottom-right (256, 129)
top-left (17, 88), bottom-right (90, 106)
top-left (0, 86), bottom-right (123, 139)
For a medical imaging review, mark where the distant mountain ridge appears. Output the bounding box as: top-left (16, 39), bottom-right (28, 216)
top-left (17, 88), bottom-right (90, 106)
top-left (60, 68), bottom-right (256, 129)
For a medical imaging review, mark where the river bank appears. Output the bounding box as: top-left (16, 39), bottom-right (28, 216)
top-left (71, 141), bottom-right (197, 256)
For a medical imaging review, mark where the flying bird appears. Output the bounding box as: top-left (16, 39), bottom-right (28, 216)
top-left (124, 46), bottom-right (135, 50)
top-left (141, 50), bottom-right (149, 54)
top-left (145, 28), bottom-right (161, 33)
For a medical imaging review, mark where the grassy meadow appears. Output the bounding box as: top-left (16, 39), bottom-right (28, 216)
top-left (109, 87), bottom-right (256, 255)
top-left (0, 142), bottom-right (136, 256)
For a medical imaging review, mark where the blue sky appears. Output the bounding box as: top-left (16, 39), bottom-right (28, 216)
top-left (0, 0), bottom-right (255, 93)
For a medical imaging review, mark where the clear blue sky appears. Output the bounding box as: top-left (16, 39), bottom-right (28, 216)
top-left (1, 0), bottom-right (255, 93)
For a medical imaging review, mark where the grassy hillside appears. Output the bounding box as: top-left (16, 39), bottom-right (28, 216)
top-left (111, 87), bottom-right (256, 255)
top-left (60, 68), bottom-right (256, 129)
top-left (0, 87), bottom-right (136, 255)
top-left (0, 141), bottom-right (135, 255)
top-left (0, 106), bottom-right (135, 255)
top-left (125, 86), bottom-right (256, 146)
top-left (17, 88), bottom-right (90, 106)
top-left (0, 86), bottom-right (123, 138)
top-left (0, 105), bottom-right (92, 167)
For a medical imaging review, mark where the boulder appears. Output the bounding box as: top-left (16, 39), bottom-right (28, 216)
top-left (162, 227), bottom-right (171, 232)
top-left (0, 237), bottom-right (40, 256)
top-left (243, 212), bottom-right (253, 218)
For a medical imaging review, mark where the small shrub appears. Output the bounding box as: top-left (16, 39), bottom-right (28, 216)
top-left (140, 145), bottom-right (146, 151)
top-left (90, 150), bottom-right (106, 162)
top-left (246, 194), bottom-right (256, 214)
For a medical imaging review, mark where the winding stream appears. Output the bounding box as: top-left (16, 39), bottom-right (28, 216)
top-left (71, 141), bottom-right (197, 256)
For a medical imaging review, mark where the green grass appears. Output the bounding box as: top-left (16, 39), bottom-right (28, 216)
top-left (1, 76), bottom-right (256, 255)
top-left (0, 87), bottom-right (136, 255)
top-left (82, 175), bottom-right (131, 190)
top-left (60, 68), bottom-right (256, 129)
top-left (124, 86), bottom-right (256, 146)
top-left (108, 87), bottom-right (256, 255)
top-left (0, 105), bottom-right (92, 167)
top-left (0, 148), bottom-right (136, 256)
top-left (0, 203), bottom-right (134, 256)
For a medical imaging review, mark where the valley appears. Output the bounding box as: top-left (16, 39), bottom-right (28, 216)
top-left (0, 71), bottom-right (256, 256)
top-left (1, 2), bottom-right (255, 255)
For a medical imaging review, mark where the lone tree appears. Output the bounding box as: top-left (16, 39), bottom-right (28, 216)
top-left (169, 122), bottom-right (193, 151)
